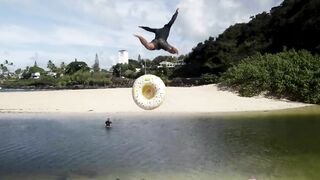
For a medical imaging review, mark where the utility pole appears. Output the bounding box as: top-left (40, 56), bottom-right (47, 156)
top-left (144, 59), bottom-right (147, 74)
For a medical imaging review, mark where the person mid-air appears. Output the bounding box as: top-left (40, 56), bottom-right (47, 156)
top-left (134, 8), bottom-right (179, 55)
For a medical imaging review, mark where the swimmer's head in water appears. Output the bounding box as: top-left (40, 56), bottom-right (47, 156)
top-left (168, 46), bottom-right (179, 54)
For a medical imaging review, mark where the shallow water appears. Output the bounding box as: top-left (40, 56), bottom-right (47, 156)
top-left (0, 109), bottom-right (320, 180)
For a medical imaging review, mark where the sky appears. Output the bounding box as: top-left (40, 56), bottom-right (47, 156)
top-left (0, 0), bottom-right (282, 70)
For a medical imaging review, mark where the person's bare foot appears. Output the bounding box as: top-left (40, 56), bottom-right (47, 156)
top-left (133, 34), bottom-right (140, 38)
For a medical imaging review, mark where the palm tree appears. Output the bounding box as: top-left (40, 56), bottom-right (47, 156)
top-left (47, 60), bottom-right (57, 72)
top-left (0, 64), bottom-right (8, 76)
top-left (0, 64), bottom-right (4, 75)
top-left (0, 60), bottom-right (14, 77)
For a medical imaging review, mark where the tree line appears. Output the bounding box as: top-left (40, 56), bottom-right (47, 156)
top-left (0, 55), bottom-right (190, 88)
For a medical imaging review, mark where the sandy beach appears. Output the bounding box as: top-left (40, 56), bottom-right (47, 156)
top-left (0, 85), bottom-right (310, 113)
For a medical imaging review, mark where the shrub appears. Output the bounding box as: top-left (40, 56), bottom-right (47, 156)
top-left (220, 50), bottom-right (320, 104)
top-left (200, 73), bottom-right (218, 84)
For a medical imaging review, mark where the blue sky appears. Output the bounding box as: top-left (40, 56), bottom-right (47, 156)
top-left (0, 0), bottom-right (282, 70)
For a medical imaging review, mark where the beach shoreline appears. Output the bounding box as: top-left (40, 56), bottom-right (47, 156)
top-left (0, 84), bottom-right (311, 114)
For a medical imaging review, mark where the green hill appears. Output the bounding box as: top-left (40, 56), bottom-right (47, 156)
top-left (175, 0), bottom-right (320, 77)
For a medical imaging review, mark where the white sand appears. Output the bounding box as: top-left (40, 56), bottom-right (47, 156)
top-left (0, 85), bottom-right (309, 113)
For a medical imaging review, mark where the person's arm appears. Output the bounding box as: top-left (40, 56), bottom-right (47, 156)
top-left (166, 8), bottom-right (179, 27)
top-left (139, 26), bottom-right (157, 33)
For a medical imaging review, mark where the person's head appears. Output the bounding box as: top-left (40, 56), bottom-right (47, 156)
top-left (168, 46), bottom-right (179, 55)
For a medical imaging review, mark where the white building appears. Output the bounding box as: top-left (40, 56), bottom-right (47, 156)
top-left (31, 72), bottom-right (40, 79)
top-left (158, 61), bottom-right (175, 68)
top-left (157, 60), bottom-right (186, 68)
top-left (118, 50), bottom-right (128, 64)
top-left (48, 72), bottom-right (57, 78)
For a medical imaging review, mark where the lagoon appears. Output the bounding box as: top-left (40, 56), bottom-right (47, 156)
top-left (0, 108), bottom-right (320, 179)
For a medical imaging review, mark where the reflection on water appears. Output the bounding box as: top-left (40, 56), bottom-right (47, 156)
top-left (0, 110), bottom-right (320, 180)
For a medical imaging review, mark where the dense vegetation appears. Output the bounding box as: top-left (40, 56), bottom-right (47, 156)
top-left (1, 56), bottom-right (192, 89)
top-left (174, 0), bottom-right (320, 77)
top-left (111, 56), bottom-right (186, 84)
top-left (3, 60), bottom-right (113, 89)
top-left (220, 50), bottom-right (320, 104)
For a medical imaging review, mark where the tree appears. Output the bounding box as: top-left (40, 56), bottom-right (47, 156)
top-left (0, 60), bottom-right (14, 77)
top-left (128, 59), bottom-right (142, 69)
top-left (141, 59), bottom-right (152, 74)
top-left (15, 68), bottom-right (22, 75)
top-left (29, 66), bottom-right (45, 74)
top-left (0, 64), bottom-right (8, 76)
top-left (111, 63), bottom-right (138, 78)
top-left (47, 60), bottom-right (57, 72)
top-left (60, 62), bottom-right (66, 71)
top-left (55, 62), bottom-right (66, 77)
top-left (21, 66), bottom-right (31, 79)
top-left (65, 61), bottom-right (90, 75)
top-left (124, 69), bottom-right (135, 79)
top-left (112, 63), bottom-right (125, 77)
top-left (178, 55), bottom-right (186, 61)
top-left (92, 53), bottom-right (100, 72)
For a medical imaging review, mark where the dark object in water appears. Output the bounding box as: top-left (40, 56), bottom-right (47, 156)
top-left (105, 118), bottom-right (112, 128)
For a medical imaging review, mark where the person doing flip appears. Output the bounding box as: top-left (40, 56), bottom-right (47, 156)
top-left (134, 8), bottom-right (179, 54)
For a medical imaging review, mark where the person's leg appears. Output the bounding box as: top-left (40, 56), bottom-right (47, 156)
top-left (160, 8), bottom-right (179, 40)
top-left (134, 34), bottom-right (155, 50)
top-left (165, 8), bottom-right (179, 28)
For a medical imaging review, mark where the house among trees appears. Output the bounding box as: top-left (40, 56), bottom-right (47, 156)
top-left (157, 60), bottom-right (186, 68)
top-left (47, 72), bottom-right (57, 78)
top-left (31, 72), bottom-right (41, 79)
top-left (158, 61), bottom-right (175, 68)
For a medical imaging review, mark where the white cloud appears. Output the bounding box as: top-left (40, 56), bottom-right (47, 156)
top-left (0, 25), bottom-right (43, 44)
top-left (51, 26), bottom-right (105, 46)
top-left (0, 0), bottom-right (282, 69)
top-left (0, 25), bottom-right (106, 46)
